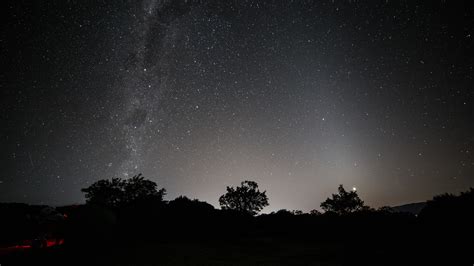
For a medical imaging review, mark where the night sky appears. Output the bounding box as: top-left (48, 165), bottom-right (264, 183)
top-left (1, 1), bottom-right (473, 212)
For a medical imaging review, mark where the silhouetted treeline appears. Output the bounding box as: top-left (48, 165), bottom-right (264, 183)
top-left (1, 177), bottom-right (473, 264)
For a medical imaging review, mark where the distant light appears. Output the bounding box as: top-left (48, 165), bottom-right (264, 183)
top-left (352, 187), bottom-right (357, 191)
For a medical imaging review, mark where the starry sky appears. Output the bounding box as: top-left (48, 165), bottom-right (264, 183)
top-left (1, 0), bottom-right (473, 212)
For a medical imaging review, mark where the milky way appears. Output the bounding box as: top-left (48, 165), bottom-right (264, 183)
top-left (1, 1), bottom-right (473, 212)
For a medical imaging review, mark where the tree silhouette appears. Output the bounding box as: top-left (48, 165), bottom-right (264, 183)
top-left (81, 174), bottom-right (166, 208)
top-left (168, 196), bottom-right (215, 216)
top-left (219, 180), bottom-right (269, 215)
top-left (419, 188), bottom-right (474, 220)
top-left (320, 185), bottom-right (365, 214)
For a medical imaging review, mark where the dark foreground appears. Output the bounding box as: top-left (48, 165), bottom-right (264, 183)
top-left (1, 236), bottom-right (471, 266)
top-left (1, 190), bottom-right (473, 265)
top-left (1, 214), bottom-right (472, 266)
